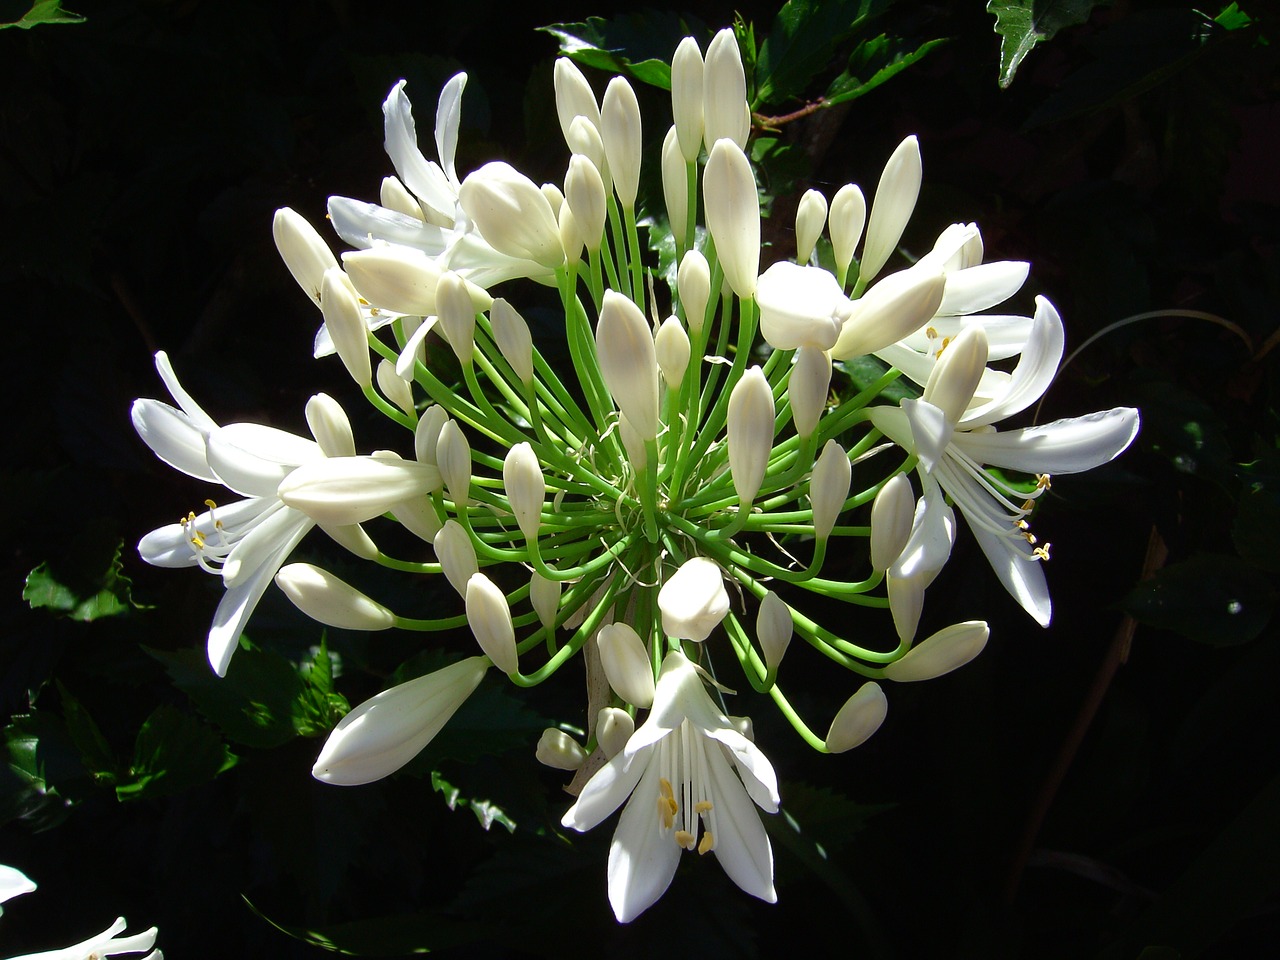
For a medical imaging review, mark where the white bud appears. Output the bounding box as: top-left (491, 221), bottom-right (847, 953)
top-left (277, 455), bottom-right (441, 526)
top-left (530, 571), bottom-right (561, 634)
top-left (860, 135), bottom-right (922, 282)
top-left (671, 36), bottom-right (704, 162)
top-left (829, 183), bottom-right (866, 283)
top-left (810, 439), bottom-right (851, 541)
top-left (565, 153), bottom-right (607, 254)
top-left (870, 474), bottom-right (914, 573)
top-left (661, 125), bottom-right (688, 247)
top-left (342, 245), bottom-right (443, 317)
top-left (436, 419), bottom-right (472, 507)
top-left (703, 28), bottom-right (749, 149)
top-left (319, 268), bottom-right (372, 387)
top-left (433, 520), bottom-right (477, 598)
top-left (541, 181), bottom-right (564, 217)
top-left (704, 139), bottom-right (760, 299)
top-left (435, 271), bottom-right (475, 364)
top-left (458, 162), bottom-right (564, 268)
top-left (756, 590), bottom-right (792, 673)
top-left (305, 392), bottom-right (356, 459)
top-left (489, 299), bottom-right (534, 386)
top-left (795, 189), bottom-right (828, 264)
top-left (597, 707), bottom-right (634, 759)
top-left (825, 682), bottom-right (888, 753)
top-left (790, 346), bottom-right (831, 439)
top-left (617, 413), bottom-right (647, 472)
top-left (503, 442), bottom-right (545, 540)
top-left (883, 621), bottom-right (989, 682)
top-left (655, 316), bottom-right (691, 391)
top-left (921, 325), bottom-right (988, 424)
top-left (658, 556), bottom-right (729, 642)
top-left (566, 115), bottom-right (611, 196)
top-left (320, 520), bottom-right (378, 561)
top-left (727, 366), bottom-right (774, 507)
top-left (601, 77), bottom-right (641, 210)
top-left (414, 405), bottom-right (450, 466)
top-left (313, 656), bottom-right (488, 785)
top-left (376, 358), bottom-right (415, 415)
top-left (274, 207), bottom-right (338, 307)
top-left (678, 249), bottom-right (711, 335)
top-left (393, 494), bottom-right (443, 543)
top-left (536, 728), bottom-right (587, 770)
top-left (596, 290), bottom-right (660, 441)
top-left (379, 175), bottom-right (425, 220)
top-left (466, 573), bottom-right (518, 674)
top-left (756, 261), bottom-right (848, 351)
top-left (275, 563), bottom-right (394, 631)
top-left (558, 202), bottom-right (584, 267)
top-left (554, 57), bottom-right (601, 144)
top-left (597, 622), bottom-right (656, 708)
top-left (829, 266), bottom-right (945, 361)
top-left (887, 494), bottom-right (956, 642)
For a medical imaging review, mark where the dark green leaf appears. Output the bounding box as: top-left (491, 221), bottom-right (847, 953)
top-left (539, 15), bottom-right (693, 89)
top-left (23, 536), bottom-right (150, 622)
top-left (116, 705), bottom-right (234, 801)
top-left (1212, 3), bottom-right (1253, 32)
top-left (56, 681), bottom-right (119, 784)
top-left (244, 895), bottom-right (489, 955)
top-left (755, 0), bottom-right (878, 106)
top-left (430, 769), bottom-right (517, 833)
top-left (987, 0), bottom-right (1107, 88)
top-left (833, 354), bottom-right (917, 405)
top-left (824, 35), bottom-right (948, 107)
top-left (1122, 554), bottom-right (1275, 646)
top-left (0, 0), bottom-right (84, 30)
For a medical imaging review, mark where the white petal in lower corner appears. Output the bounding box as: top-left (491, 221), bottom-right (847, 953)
top-left (957, 407), bottom-right (1140, 476)
top-left (562, 748), bottom-right (649, 832)
top-left (965, 511), bottom-right (1051, 627)
top-left (704, 743), bottom-right (776, 903)
top-left (607, 755), bottom-right (682, 923)
top-left (131, 399), bottom-right (218, 482)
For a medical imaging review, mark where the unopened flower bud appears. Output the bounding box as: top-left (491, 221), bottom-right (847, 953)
top-left (829, 266), bottom-right (945, 361)
top-left (433, 519), bottom-right (477, 597)
top-left (757, 590), bottom-right (792, 673)
top-left (536, 728), bottom-right (586, 770)
top-left (703, 28), bottom-right (749, 149)
top-left (658, 556), bottom-right (729, 642)
top-left (276, 562), bottom-right (394, 631)
top-left (566, 115), bottom-right (611, 195)
top-left (319, 268), bottom-right (372, 387)
top-left (860, 135), bottom-right (922, 282)
top-left (661, 126), bottom-right (688, 246)
top-left (312, 656), bottom-right (488, 785)
top-left (380, 175), bottom-right (425, 220)
top-left (795, 189), bottom-right (828, 264)
top-left (883, 621), bottom-right (989, 682)
top-left (671, 36), bottom-right (704, 161)
top-left (321, 520), bottom-right (378, 561)
top-left (704, 139), bottom-right (760, 299)
top-left (274, 207), bottom-right (338, 307)
top-left (436, 419), bottom-right (472, 507)
top-left (554, 57), bottom-right (601, 144)
top-left (558, 202), bottom-right (584, 267)
top-left (277, 455), bottom-right (441, 526)
top-left (435, 271), bottom-right (476, 364)
top-left (825, 682), bottom-right (888, 752)
top-left (756, 262), bottom-right (848, 351)
top-left (305, 393), bottom-right (356, 459)
top-left (601, 77), bottom-right (641, 210)
top-left (790, 346), bottom-right (831, 439)
top-left (887, 494), bottom-right (956, 642)
top-left (466, 573), bottom-right (518, 674)
top-left (414, 406), bottom-right (449, 466)
top-left (503, 442), bottom-right (545, 540)
top-left (830, 183), bottom-right (866, 283)
top-left (678, 249), bottom-right (711, 335)
top-left (597, 622), bottom-right (655, 708)
top-left (596, 290), bottom-right (660, 441)
top-left (342, 245), bottom-right (444, 317)
top-left (530, 571), bottom-right (561, 634)
top-left (810, 439), bottom-right (851, 541)
top-left (727, 366), bottom-right (774, 507)
top-left (393, 495), bottom-right (443, 543)
top-left (541, 181), bottom-right (564, 217)
top-left (597, 707), bottom-right (634, 759)
top-left (655, 316), bottom-right (691, 390)
top-left (489, 298), bottom-right (534, 386)
top-left (921, 325), bottom-right (988, 425)
top-left (565, 153), bottom-right (607, 254)
top-left (870, 474), bottom-right (914, 573)
top-left (728, 715), bottom-right (755, 741)
top-left (377, 359), bottom-right (415, 415)
top-left (617, 413), bottom-right (647, 472)
top-left (459, 162), bottom-right (564, 268)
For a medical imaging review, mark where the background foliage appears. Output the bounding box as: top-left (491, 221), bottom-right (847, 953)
top-left (0, 0), bottom-right (1276, 956)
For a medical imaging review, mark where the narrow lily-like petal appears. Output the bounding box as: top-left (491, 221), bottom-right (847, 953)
top-left (655, 316), bottom-right (691, 390)
top-left (601, 77), bottom-right (641, 210)
top-left (955, 408), bottom-right (1141, 475)
top-left (503, 442), bottom-right (545, 540)
top-left (937, 260), bottom-right (1029, 316)
top-left (727, 367), bottom-right (774, 506)
top-left (313, 657), bottom-right (488, 785)
top-left (537, 729), bottom-right (587, 770)
top-left (829, 266), bottom-right (945, 360)
top-left (597, 622), bottom-right (656, 708)
top-left (756, 591), bottom-right (792, 672)
top-left (0, 864), bottom-right (36, 904)
top-left (274, 207), bottom-right (338, 307)
top-left (883, 621), bottom-right (989, 681)
top-left (382, 80), bottom-right (456, 223)
top-left (275, 563), bottom-right (395, 631)
top-left (789, 346), bottom-right (831, 439)
top-left (886, 486), bottom-right (956, 642)
top-left (658, 557), bottom-right (729, 642)
top-left (608, 754), bottom-right (683, 922)
top-left (466, 573), bottom-right (518, 674)
top-left (678, 249), bottom-right (711, 334)
top-left (810, 439), bottom-right (851, 540)
top-left (825, 682), bottom-right (888, 752)
top-left (704, 139), bottom-right (760, 298)
top-left (277, 456), bottom-right (442, 526)
top-left (829, 183), bottom-right (866, 282)
top-left (206, 423), bottom-right (323, 498)
top-left (319, 268), bottom-right (373, 387)
top-left (434, 72), bottom-right (467, 184)
top-left (965, 509), bottom-right (1051, 626)
top-left (130, 398), bottom-right (217, 482)
top-left (795, 189), bottom-right (828, 264)
top-left (703, 28), bottom-right (749, 149)
top-left (860, 135), bottom-right (922, 282)
top-left (596, 290), bottom-right (660, 441)
top-left (755, 261), bottom-right (847, 351)
top-left (10, 916), bottom-right (161, 960)
top-left (960, 296), bottom-right (1064, 428)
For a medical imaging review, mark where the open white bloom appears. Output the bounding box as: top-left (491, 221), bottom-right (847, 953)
top-left (6, 916), bottom-right (162, 960)
top-left (562, 651), bottom-right (779, 922)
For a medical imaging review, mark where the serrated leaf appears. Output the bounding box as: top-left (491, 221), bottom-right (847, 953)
top-left (756, 0), bottom-right (878, 105)
top-left (988, 0), bottom-right (1106, 88)
top-left (1122, 554), bottom-right (1275, 646)
top-left (430, 770), bottom-right (517, 833)
top-left (539, 15), bottom-right (688, 89)
top-left (56, 681), bottom-right (118, 784)
top-left (116, 705), bottom-right (234, 801)
top-left (824, 35), bottom-right (948, 107)
top-left (23, 536), bottom-right (150, 622)
top-left (0, 0), bottom-right (84, 30)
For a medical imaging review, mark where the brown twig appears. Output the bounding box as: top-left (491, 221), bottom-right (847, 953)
top-left (753, 98), bottom-right (828, 131)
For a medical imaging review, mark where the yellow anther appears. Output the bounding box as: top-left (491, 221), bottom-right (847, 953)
top-left (657, 796), bottom-right (675, 830)
top-left (1015, 519), bottom-right (1029, 531)
top-left (1021, 499), bottom-right (1036, 512)
top-left (1033, 543), bottom-right (1052, 561)
top-left (204, 499), bottom-right (218, 510)
top-left (694, 800), bottom-right (713, 815)
top-left (674, 829), bottom-right (696, 850)
top-left (1023, 531), bottom-right (1037, 545)
top-left (925, 326), bottom-right (938, 340)
top-left (358, 296), bottom-right (370, 305)
top-left (1036, 474), bottom-right (1052, 490)
top-left (370, 307), bottom-right (381, 316)
top-left (697, 831), bottom-right (715, 855)
top-left (190, 531), bottom-right (205, 549)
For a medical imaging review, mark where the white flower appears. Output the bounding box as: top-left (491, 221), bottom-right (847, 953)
top-left (6, 917), bottom-right (161, 960)
top-left (562, 651), bottom-right (779, 922)
top-left (0, 864), bottom-right (36, 912)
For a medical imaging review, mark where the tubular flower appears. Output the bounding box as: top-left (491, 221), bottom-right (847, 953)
top-left (562, 652), bottom-right (779, 923)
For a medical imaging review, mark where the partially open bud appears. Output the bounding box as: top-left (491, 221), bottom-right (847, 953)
top-left (860, 135), bottom-right (922, 283)
top-left (597, 707), bottom-right (634, 759)
top-left (756, 261), bottom-right (848, 351)
top-left (829, 266), bottom-right (945, 361)
top-left (566, 115), bottom-right (611, 196)
top-left (530, 571), bottom-right (561, 634)
top-left (305, 392), bottom-right (356, 459)
top-left (703, 28), bottom-right (749, 149)
top-left (810, 439), bottom-right (851, 541)
top-left (617, 413), bottom-right (647, 472)
top-left (433, 519), bottom-right (477, 597)
top-left (489, 298), bottom-right (534, 386)
top-left (274, 207), bottom-right (338, 307)
top-left (313, 656), bottom-right (488, 785)
top-left (414, 406), bottom-right (450, 467)
top-left (704, 139), bottom-right (760, 299)
top-left (565, 153), bottom-right (608, 254)
top-left (436, 419), bottom-right (472, 507)
top-left (597, 622), bottom-right (655, 708)
top-left (343, 245), bottom-right (443, 317)
top-left (655, 316), bottom-right (691, 391)
top-left (658, 556), bottom-right (729, 642)
top-left (596, 290), bottom-right (660, 441)
top-left (883, 621), bottom-right (989, 681)
top-left (320, 268), bottom-right (372, 387)
top-left (554, 57), bottom-right (601, 144)
top-left (829, 183), bottom-right (866, 283)
top-left (536, 728), bottom-right (587, 770)
top-left (503, 442), bottom-right (545, 540)
top-left (277, 455), bottom-right (441, 526)
top-left (435, 271), bottom-right (476, 364)
top-left (727, 366), bottom-right (774, 507)
top-left (661, 126), bottom-right (687, 247)
top-left (870, 474), bottom-right (914, 573)
top-left (601, 77), bottom-right (641, 210)
top-left (795, 189), bottom-right (828, 264)
top-left (671, 36), bottom-right (704, 162)
top-left (466, 573), bottom-right (518, 674)
top-left (276, 563), bottom-right (394, 631)
top-left (757, 590), bottom-right (793, 673)
top-left (825, 682), bottom-right (888, 753)
top-left (790, 346), bottom-right (831, 439)
top-left (380, 175), bottom-right (424, 220)
top-left (377, 359), bottom-right (415, 415)
top-left (459, 162), bottom-right (564, 268)
top-left (677, 249), bottom-right (711, 335)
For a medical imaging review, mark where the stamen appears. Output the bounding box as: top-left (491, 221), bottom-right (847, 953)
top-left (1033, 543), bottom-right (1051, 561)
top-left (697, 831), bottom-right (715, 855)
top-left (694, 800), bottom-right (713, 814)
top-left (1036, 474), bottom-right (1052, 490)
top-left (674, 829), bottom-right (696, 850)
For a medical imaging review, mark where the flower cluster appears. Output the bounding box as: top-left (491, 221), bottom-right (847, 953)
top-left (132, 28), bottom-right (1138, 921)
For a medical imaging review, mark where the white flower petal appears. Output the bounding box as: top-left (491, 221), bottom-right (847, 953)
top-left (937, 260), bottom-right (1028, 316)
top-left (206, 424), bottom-right (321, 498)
top-left (961, 295), bottom-right (1065, 428)
top-left (131, 399), bottom-right (217, 483)
top-left (704, 743), bottom-right (776, 903)
top-left (607, 754), bottom-right (682, 923)
top-left (964, 504), bottom-right (1051, 626)
top-left (382, 80), bottom-right (456, 222)
top-left (955, 407), bottom-right (1140, 475)
top-left (435, 72), bottom-right (467, 185)
top-left (561, 747), bottom-right (651, 832)
top-left (327, 196), bottom-right (448, 254)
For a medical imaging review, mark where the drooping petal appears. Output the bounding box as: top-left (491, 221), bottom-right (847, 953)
top-left (936, 260), bottom-right (1028, 316)
top-left (961, 295), bottom-right (1065, 428)
top-left (154, 351), bottom-right (217, 431)
top-left (561, 746), bottom-right (652, 832)
top-left (206, 424), bottom-right (322, 498)
top-left (954, 407), bottom-right (1140, 475)
top-left (705, 728), bottom-right (780, 812)
top-left (435, 72), bottom-right (467, 185)
top-left (131, 399), bottom-right (218, 483)
top-left (703, 742), bottom-right (776, 903)
top-left (607, 750), bottom-right (683, 922)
